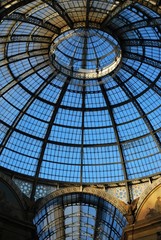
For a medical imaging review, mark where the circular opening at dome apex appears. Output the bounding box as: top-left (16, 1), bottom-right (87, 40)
top-left (50, 28), bottom-right (122, 79)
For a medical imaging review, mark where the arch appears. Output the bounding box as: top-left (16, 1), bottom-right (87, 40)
top-left (0, 173), bottom-right (36, 240)
top-left (0, 171), bottom-right (27, 208)
top-left (36, 186), bottom-right (128, 215)
top-left (136, 177), bottom-right (161, 220)
top-left (34, 187), bottom-right (128, 240)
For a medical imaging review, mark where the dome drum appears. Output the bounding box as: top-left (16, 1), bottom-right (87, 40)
top-left (49, 28), bottom-right (122, 79)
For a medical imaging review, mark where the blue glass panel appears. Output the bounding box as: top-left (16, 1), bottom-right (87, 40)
top-left (118, 118), bottom-right (149, 141)
top-left (107, 86), bottom-right (128, 105)
top-left (67, 78), bottom-right (83, 92)
top-left (7, 42), bottom-right (27, 56)
top-left (40, 161), bottom-right (81, 182)
top-left (26, 99), bottom-right (54, 122)
top-left (0, 65), bottom-right (14, 88)
top-left (125, 76), bottom-right (147, 96)
top-left (84, 127), bottom-right (116, 144)
top-left (123, 135), bottom-right (161, 178)
top-left (156, 77), bottom-right (161, 88)
top-left (85, 80), bottom-right (103, 92)
top-left (85, 92), bottom-right (106, 108)
top-left (126, 153), bottom-right (161, 179)
top-left (1, 97), bottom-right (20, 125)
top-left (137, 89), bottom-right (161, 114)
top-left (16, 114), bottom-right (48, 138)
top-left (29, 55), bottom-right (48, 67)
top-left (39, 76), bottom-right (64, 103)
top-left (49, 125), bottom-right (82, 144)
top-left (139, 27), bottom-right (159, 39)
top-left (113, 102), bottom-right (140, 124)
top-left (0, 20), bottom-right (14, 34)
top-left (37, 65), bottom-right (53, 79)
top-left (84, 110), bottom-right (112, 128)
top-left (103, 76), bottom-right (118, 89)
top-left (83, 145), bottom-right (120, 164)
top-left (5, 131), bottom-right (42, 158)
top-left (147, 106), bottom-right (161, 130)
top-left (126, 45), bottom-right (143, 55)
top-left (31, 4), bottom-right (53, 18)
top-left (61, 89), bottom-right (82, 108)
top-left (55, 108), bottom-right (82, 127)
top-left (111, 16), bottom-right (128, 29)
top-left (83, 163), bottom-right (124, 182)
top-left (4, 84), bottom-right (31, 109)
top-left (0, 123), bottom-right (9, 144)
top-left (14, 22), bottom-right (36, 35)
top-left (121, 30), bottom-right (139, 39)
top-left (1, 149), bottom-right (37, 176)
top-left (138, 63), bottom-right (160, 81)
top-left (120, 8), bottom-right (144, 22)
top-left (43, 143), bottom-right (81, 165)
top-left (117, 68), bottom-right (131, 81)
top-left (1, 130), bottom-right (42, 174)
top-left (123, 135), bottom-right (158, 161)
top-left (122, 59), bottom-right (141, 69)
top-left (9, 59), bottom-right (32, 77)
top-left (145, 47), bottom-right (161, 60)
top-left (21, 72), bottom-right (44, 92)
top-left (135, 3), bottom-right (160, 17)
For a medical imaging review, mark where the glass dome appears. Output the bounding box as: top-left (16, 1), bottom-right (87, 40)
top-left (50, 28), bottom-right (122, 79)
top-left (0, 0), bottom-right (161, 188)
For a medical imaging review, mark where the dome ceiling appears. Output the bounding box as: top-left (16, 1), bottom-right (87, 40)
top-left (0, 0), bottom-right (161, 185)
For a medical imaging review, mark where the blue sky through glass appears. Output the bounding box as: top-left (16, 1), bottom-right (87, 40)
top-left (0, 2), bottom-right (161, 184)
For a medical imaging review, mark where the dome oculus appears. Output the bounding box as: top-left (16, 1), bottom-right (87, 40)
top-left (50, 28), bottom-right (122, 79)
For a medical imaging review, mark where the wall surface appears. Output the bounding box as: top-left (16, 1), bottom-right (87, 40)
top-left (0, 179), bottom-right (36, 240)
top-left (122, 181), bottom-right (161, 240)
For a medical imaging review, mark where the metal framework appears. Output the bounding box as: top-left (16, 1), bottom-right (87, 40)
top-left (122, 63), bottom-right (161, 96)
top-left (123, 51), bottom-right (161, 69)
top-left (34, 191), bottom-right (127, 239)
top-left (4, 12), bottom-right (60, 33)
top-left (98, 79), bottom-right (130, 202)
top-left (30, 76), bottom-right (71, 199)
top-left (0, 0), bottom-right (35, 21)
top-left (116, 17), bottom-right (161, 34)
top-left (0, 71), bottom-right (58, 155)
top-left (39, 0), bottom-right (74, 28)
top-left (113, 75), bottom-right (161, 152)
top-left (0, 35), bottom-right (51, 43)
top-left (0, 1), bottom-right (161, 234)
top-left (101, 0), bottom-right (161, 27)
top-left (122, 39), bottom-right (161, 48)
top-left (0, 48), bottom-right (49, 68)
